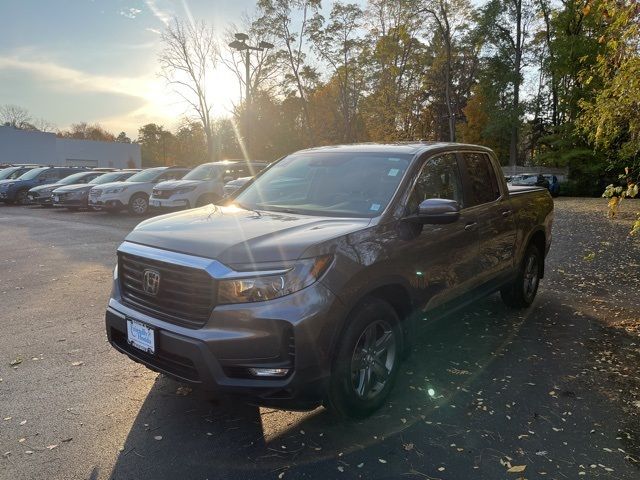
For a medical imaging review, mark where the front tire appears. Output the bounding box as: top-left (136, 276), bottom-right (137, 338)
top-left (325, 298), bottom-right (403, 419)
top-left (15, 189), bottom-right (29, 205)
top-left (501, 244), bottom-right (542, 308)
top-left (128, 193), bottom-right (149, 215)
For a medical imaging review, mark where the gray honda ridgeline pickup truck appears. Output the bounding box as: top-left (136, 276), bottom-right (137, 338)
top-left (106, 143), bottom-right (553, 418)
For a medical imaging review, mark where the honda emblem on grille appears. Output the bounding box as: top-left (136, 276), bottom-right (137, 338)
top-left (142, 269), bottom-right (161, 296)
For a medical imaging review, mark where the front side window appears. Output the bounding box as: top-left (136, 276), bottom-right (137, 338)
top-left (234, 152), bottom-right (413, 217)
top-left (407, 153), bottom-right (464, 214)
top-left (462, 152), bottom-right (501, 206)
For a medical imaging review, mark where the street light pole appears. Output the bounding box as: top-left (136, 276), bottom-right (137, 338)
top-left (246, 49), bottom-right (251, 105)
top-left (228, 33), bottom-right (274, 106)
top-left (228, 34), bottom-right (274, 158)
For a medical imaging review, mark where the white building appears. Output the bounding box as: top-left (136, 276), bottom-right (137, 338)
top-left (0, 126), bottom-right (141, 169)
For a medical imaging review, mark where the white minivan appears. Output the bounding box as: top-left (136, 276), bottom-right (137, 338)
top-left (150, 160), bottom-right (267, 210)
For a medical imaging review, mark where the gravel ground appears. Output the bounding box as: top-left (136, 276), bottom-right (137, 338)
top-left (0, 198), bottom-right (639, 480)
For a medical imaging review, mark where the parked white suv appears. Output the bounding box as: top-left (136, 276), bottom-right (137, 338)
top-left (150, 161), bottom-right (267, 210)
top-left (88, 166), bottom-right (190, 215)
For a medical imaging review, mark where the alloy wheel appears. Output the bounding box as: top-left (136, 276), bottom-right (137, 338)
top-left (350, 320), bottom-right (397, 400)
top-left (523, 253), bottom-right (539, 301)
top-left (132, 197), bottom-right (147, 214)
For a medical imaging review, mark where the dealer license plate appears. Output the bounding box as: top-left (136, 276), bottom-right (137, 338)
top-left (53, 196), bottom-right (59, 203)
top-left (150, 199), bottom-right (161, 207)
top-left (127, 319), bottom-right (155, 354)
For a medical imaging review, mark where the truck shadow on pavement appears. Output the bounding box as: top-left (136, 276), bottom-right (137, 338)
top-left (107, 292), bottom-right (639, 480)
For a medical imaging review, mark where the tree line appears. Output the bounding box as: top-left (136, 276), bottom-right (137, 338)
top-left (155, 0), bottom-right (638, 195)
top-left (3, 0), bottom-right (638, 194)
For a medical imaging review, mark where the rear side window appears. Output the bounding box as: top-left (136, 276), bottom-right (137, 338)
top-left (461, 153), bottom-right (501, 206)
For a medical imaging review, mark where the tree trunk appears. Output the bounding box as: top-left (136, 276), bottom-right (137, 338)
top-left (510, 0), bottom-right (523, 168)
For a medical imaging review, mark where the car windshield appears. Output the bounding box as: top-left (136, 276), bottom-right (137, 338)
top-left (58, 172), bottom-right (91, 185)
top-left (182, 164), bottom-right (220, 181)
top-left (0, 167), bottom-right (23, 180)
top-left (90, 172), bottom-right (128, 185)
top-left (126, 168), bottom-right (165, 183)
top-left (234, 152), bottom-right (413, 217)
top-left (17, 167), bottom-right (48, 180)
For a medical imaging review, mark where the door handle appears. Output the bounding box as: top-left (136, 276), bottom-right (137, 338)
top-left (502, 209), bottom-right (512, 218)
top-left (464, 222), bottom-right (477, 231)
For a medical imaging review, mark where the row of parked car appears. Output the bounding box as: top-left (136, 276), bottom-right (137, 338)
top-left (0, 161), bottom-right (268, 215)
top-left (506, 173), bottom-right (560, 197)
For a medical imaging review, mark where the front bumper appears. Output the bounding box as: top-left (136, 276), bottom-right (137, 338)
top-left (106, 277), bottom-right (344, 408)
top-left (28, 194), bottom-right (53, 205)
top-left (149, 197), bottom-right (190, 209)
top-left (0, 189), bottom-right (15, 201)
top-left (89, 196), bottom-right (125, 210)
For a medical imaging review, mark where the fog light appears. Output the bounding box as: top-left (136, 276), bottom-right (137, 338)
top-left (248, 368), bottom-right (290, 377)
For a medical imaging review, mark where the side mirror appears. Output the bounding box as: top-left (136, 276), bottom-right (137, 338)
top-left (412, 198), bottom-right (460, 224)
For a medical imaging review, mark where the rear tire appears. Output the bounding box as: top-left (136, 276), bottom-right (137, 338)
top-left (325, 298), bottom-right (403, 419)
top-left (501, 244), bottom-right (542, 308)
top-left (128, 193), bottom-right (149, 215)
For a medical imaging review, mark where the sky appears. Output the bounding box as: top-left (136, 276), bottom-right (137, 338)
top-left (0, 0), bottom-right (264, 138)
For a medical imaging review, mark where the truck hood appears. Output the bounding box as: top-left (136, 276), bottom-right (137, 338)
top-left (154, 179), bottom-right (203, 190)
top-left (125, 205), bottom-right (371, 265)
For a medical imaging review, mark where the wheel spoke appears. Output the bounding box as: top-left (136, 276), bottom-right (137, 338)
top-left (363, 324), bottom-right (376, 349)
top-left (371, 357), bottom-right (389, 380)
top-left (374, 330), bottom-right (394, 357)
top-left (351, 351), bottom-right (365, 371)
top-left (356, 366), bottom-right (373, 397)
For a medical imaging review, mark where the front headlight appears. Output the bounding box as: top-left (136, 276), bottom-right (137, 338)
top-left (104, 186), bottom-right (127, 194)
top-left (218, 255), bottom-right (333, 304)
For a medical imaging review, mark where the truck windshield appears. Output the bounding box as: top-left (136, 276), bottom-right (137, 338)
top-left (234, 152), bottom-right (413, 217)
top-left (17, 167), bottom-right (48, 180)
top-left (182, 164), bottom-right (219, 181)
top-left (126, 168), bottom-right (165, 183)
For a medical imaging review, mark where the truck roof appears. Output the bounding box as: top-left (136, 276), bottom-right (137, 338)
top-left (295, 142), bottom-right (495, 156)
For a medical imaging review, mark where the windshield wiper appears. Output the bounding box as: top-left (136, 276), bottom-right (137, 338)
top-left (235, 202), bottom-right (262, 217)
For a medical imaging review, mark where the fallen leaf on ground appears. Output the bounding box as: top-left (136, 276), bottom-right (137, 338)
top-left (154, 435), bottom-right (162, 441)
top-left (378, 458), bottom-right (387, 464)
top-left (10, 357), bottom-right (22, 366)
top-left (71, 361), bottom-right (84, 367)
top-left (175, 386), bottom-right (192, 396)
top-left (46, 444), bottom-right (58, 450)
top-left (507, 465), bottom-right (527, 473)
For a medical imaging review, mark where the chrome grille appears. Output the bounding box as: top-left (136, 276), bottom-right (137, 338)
top-left (118, 252), bottom-right (215, 328)
top-left (152, 189), bottom-right (173, 199)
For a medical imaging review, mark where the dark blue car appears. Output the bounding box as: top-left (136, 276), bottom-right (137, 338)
top-left (0, 167), bottom-right (86, 205)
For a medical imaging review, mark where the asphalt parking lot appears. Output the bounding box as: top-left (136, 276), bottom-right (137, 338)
top-left (1, 199), bottom-right (640, 480)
